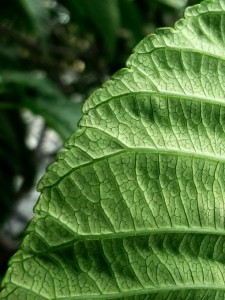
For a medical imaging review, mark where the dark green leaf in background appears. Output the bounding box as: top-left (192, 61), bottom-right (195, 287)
top-left (0, 0), bottom-right (50, 42)
top-left (62, 0), bottom-right (120, 59)
top-left (0, 71), bottom-right (82, 139)
top-left (159, 0), bottom-right (187, 9)
top-left (19, 0), bottom-right (50, 41)
top-left (118, 0), bottom-right (143, 44)
top-left (0, 110), bottom-right (35, 226)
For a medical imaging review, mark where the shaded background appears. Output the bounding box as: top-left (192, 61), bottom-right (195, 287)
top-left (0, 0), bottom-right (201, 284)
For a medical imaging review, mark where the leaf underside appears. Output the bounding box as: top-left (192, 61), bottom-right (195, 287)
top-left (2, 0), bottom-right (225, 299)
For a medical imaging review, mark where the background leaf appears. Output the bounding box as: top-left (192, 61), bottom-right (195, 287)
top-left (0, 71), bottom-right (82, 139)
top-left (0, 0), bottom-right (50, 42)
top-left (61, 0), bottom-right (121, 59)
top-left (19, 0), bottom-right (50, 41)
top-left (0, 110), bottom-right (36, 223)
top-left (159, 0), bottom-right (188, 8)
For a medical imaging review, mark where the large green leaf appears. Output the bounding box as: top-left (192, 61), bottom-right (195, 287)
top-left (1, 0), bottom-right (225, 298)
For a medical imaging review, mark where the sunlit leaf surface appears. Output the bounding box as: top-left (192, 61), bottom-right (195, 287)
top-left (2, 0), bottom-right (225, 299)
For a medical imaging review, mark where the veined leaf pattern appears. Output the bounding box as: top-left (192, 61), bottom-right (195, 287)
top-left (2, 0), bottom-right (225, 299)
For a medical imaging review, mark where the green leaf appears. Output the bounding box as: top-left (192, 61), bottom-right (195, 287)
top-left (19, 0), bottom-right (50, 41)
top-left (25, 96), bottom-right (82, 140)
top-left (2, 0), bottom-right (225, 298)
top-left (0, 71), bottom-right (82, 139)
top-left (64, 0), bottom-right (120, 59)
top-left (158, 0), bottom-right (188, 9)
top-left (118, 0), bottom-right (143, 44)
top-left (82, 0), bottom-right (120, 57)
top-left (0, 110), bottom-right (36, 226)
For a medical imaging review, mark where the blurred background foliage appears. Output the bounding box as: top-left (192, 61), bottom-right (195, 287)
top-left (0, 0), bottom-right (201, 284)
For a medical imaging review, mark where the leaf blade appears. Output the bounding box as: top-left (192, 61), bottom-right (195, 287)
top-left (2, 0), bottom-right (225, 299)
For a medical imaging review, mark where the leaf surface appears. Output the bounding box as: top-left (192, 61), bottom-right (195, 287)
top-left (2, 0), bottom-right (225, 299)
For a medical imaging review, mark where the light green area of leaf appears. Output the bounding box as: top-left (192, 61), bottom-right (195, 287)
top-left (1, 0), bottom-right (225, 299)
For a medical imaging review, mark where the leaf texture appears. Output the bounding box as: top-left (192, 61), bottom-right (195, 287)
top-left (2, 0), bottom-right (225, 299)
